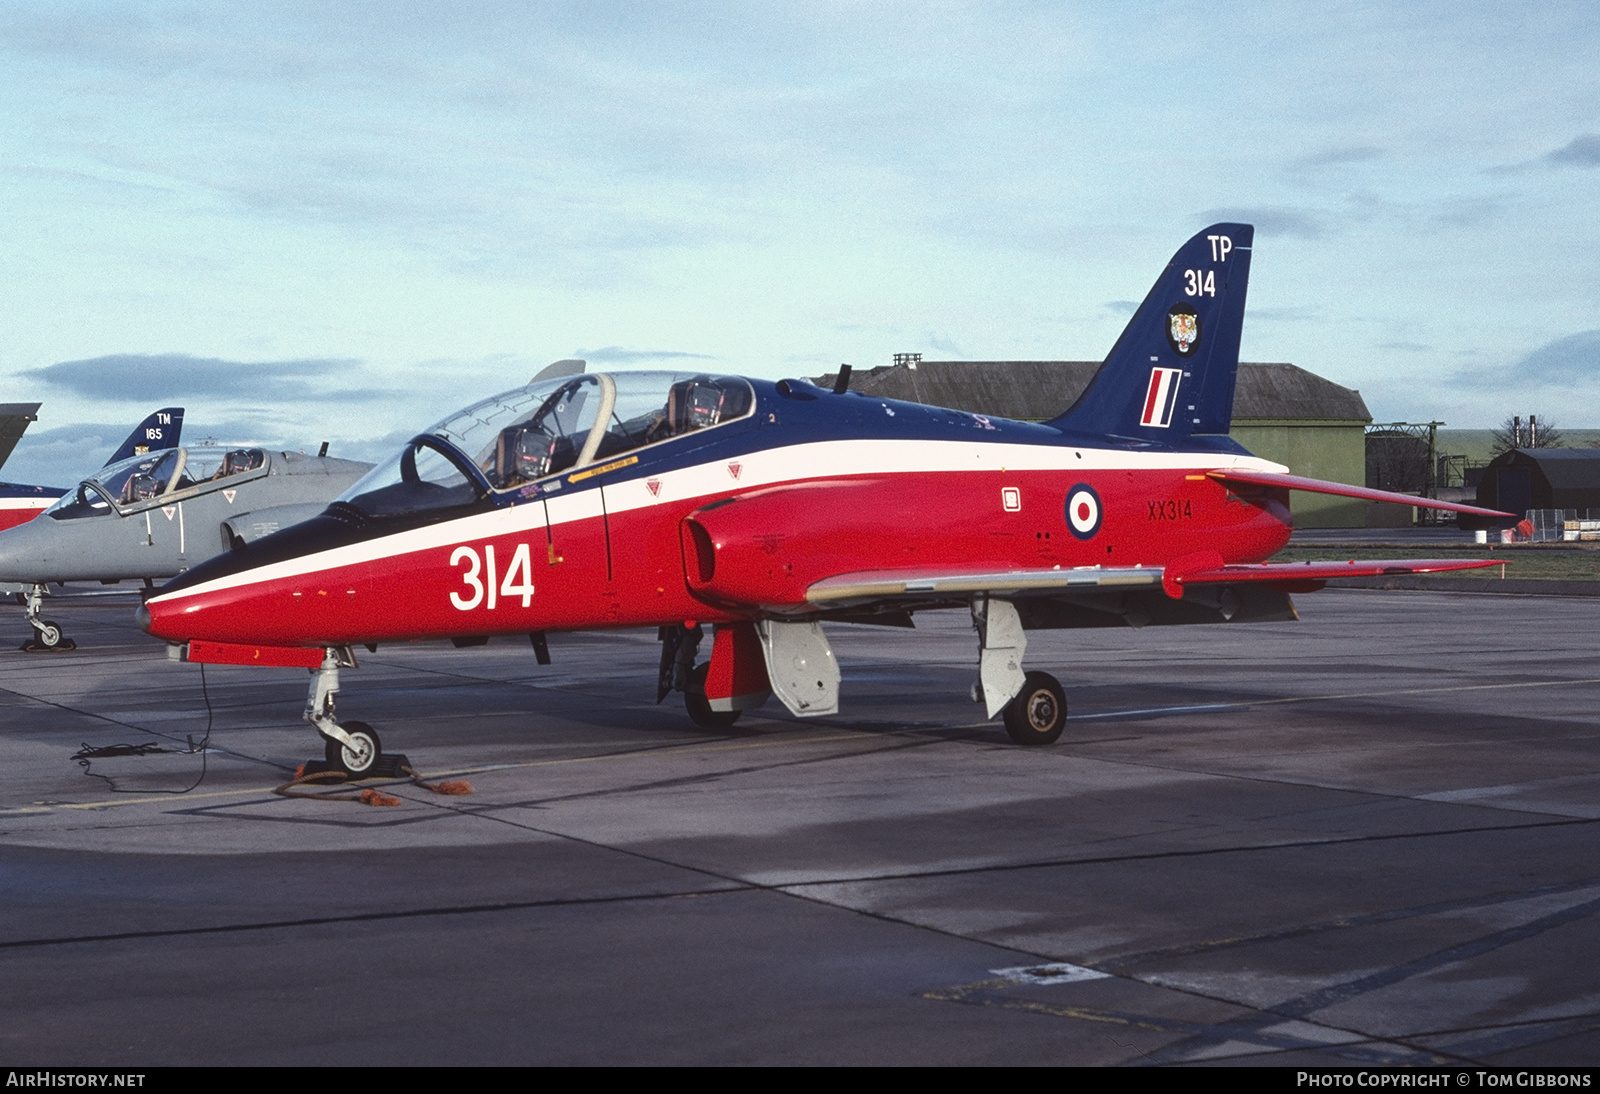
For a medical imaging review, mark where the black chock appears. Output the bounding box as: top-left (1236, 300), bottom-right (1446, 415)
top-left (297, 753), bottom-right (412, 780)
top-left (20, 639), bottom-right (77, 653)
top-left (370, 752), bottom-right (412, 778)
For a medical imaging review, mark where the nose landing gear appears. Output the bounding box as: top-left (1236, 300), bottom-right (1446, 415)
top-left (305, 647), bottom-right (384, 776)
top-left (19, 584), bottom-right (75, 652)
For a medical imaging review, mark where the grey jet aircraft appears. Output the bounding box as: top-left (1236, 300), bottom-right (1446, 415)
top-left (0, 441), bottom-right (371, 650)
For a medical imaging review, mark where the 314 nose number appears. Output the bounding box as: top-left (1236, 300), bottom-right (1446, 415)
top-left (450, 543), bottom-right (536, 611)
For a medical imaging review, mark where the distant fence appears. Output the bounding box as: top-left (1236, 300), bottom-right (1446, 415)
top-left (1523, 509), bottom-right (1600, 542)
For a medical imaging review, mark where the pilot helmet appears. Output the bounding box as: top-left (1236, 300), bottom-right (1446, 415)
top-left (512, 429), bottom-right (556, 482)
top-left (684, 382), bottom-right (725, 430)
top-left (125, 473), bottom-right (158, 501)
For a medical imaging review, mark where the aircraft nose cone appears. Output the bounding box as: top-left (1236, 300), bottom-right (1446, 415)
top-left (134, 603), bottom-right (152, 633)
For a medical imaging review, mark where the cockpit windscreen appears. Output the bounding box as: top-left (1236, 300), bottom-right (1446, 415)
top-left (336, 372), bottom-right (754, 517)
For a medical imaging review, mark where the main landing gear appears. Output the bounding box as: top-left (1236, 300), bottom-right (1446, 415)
top-left (657, 623), bottom-right (741, 729)
top-left (972, 596), bottom-right (1067, 746)
top-left (304, 647), bottom-right (385, 776)
top-left (654, 606), bottom-right (1066, 745)
top-left (658, 622), bottom-right (798, 728)
top-left (1002, 671), bottom-right (1067, 746)
top-left (19, 583), bottom-right (74, 652)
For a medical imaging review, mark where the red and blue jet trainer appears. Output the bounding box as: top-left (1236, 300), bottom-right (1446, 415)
top-left (139, 224), bottom-right (1512, 776)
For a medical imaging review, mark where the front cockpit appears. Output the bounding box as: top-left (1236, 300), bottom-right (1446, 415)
top-left (338, 372), bottom-right (755, 519)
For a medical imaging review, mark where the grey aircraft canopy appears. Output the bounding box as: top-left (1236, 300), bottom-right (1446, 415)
top-left (0, 445), bottom-right (373, 586)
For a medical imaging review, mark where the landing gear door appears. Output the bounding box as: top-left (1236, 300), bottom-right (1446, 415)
top-left (756, 620), bottom-right (840, 717)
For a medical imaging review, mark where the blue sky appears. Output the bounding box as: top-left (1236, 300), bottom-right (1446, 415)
top-left (2, 1), bottom-right (1597, 484)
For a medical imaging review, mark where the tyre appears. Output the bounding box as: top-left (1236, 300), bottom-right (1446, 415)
top-left (1003, 671), bottom-right (1067, 746)
top-left (684, 663), bottom-right (741, 729)
top-left (325, 721), bottom-right (382, 776)
top-left (34, 620), bottom-right (65, 649)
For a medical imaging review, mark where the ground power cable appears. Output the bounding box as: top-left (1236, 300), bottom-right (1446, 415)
top-left (74, 663), bottom-right (214, 794)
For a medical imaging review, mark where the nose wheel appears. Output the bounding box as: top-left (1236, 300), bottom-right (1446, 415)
top-left (20, 584), bottom-right (75, 652)
top-left (324, 721), bottom-right (382, 776)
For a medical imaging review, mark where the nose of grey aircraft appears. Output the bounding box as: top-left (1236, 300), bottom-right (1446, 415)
top-left (134, 602), bottom-right (152, 632)
top-left (0, 516), bottom-right (57, 586)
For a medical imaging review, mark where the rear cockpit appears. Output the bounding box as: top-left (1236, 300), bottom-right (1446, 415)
top-left (473, 373), bottom-right (753, 490)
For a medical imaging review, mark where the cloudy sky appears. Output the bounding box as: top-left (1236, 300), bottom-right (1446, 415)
top-left (2, 1), bottom-right (1597, 484)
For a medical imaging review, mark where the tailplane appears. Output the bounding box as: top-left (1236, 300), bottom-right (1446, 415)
top-left (104, 407), bottom-right (184, 466)
top-left (1050, 224), bottom-right (1253, 442)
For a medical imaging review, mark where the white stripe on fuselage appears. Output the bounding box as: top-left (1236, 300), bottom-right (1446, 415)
top-left (149, 438), bottom-right (1287, 604)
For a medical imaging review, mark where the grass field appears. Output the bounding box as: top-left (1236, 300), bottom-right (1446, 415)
top-left (1269, 545), bottom-right (1600, 582)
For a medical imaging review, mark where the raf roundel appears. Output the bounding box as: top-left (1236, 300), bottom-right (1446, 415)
top-left (1065, 483), bottom-right (1102, 540)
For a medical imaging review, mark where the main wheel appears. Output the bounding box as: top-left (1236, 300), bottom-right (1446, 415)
top-left (684, 663), bottom-right (741, 729)
top-left (1003, 672), bottom-right (1067, 746)
top-left (33, 620), bottom-right (65, 649)
top-left (325, 721), bottom-right (383, 776)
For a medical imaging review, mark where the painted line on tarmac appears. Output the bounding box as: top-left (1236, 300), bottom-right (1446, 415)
top-left (776, 814), bottom-right (1600, 889)
top-left (1075, 676), bottom-right (1600, 721)
top-left (0, 885), bottom-right (752, 952)
top-left (0, 731), bottom-right (868, 815)
top-left (1095, 875), bottom-right (1600, 971)
top-left (15, 678), bottom-right (1599, 814)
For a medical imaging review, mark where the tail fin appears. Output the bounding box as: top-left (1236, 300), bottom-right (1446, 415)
top-left (104, 407), bottom-right (184, 466)
top-left (1050, 224), bottom-right (1253, 442)
top-left (0, 402), bottom-right (41, 473)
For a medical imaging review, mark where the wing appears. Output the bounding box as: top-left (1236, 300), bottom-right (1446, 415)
top-left (807, 565), bottom-right (1164, 606)
top-left (1208, 468), bottom-right (1513, 518)
top-left (1168, 556), bottom-right (1500, 594)
top-left (806, 555), bottom-right (1501, 611)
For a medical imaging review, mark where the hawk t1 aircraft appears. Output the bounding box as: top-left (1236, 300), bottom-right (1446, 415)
top-left (0, 407), bottom-right (184, 533)
top-left (0, 437), bottom-right (369, 650)
top-left (139, 224), bottom-right (1511, 776)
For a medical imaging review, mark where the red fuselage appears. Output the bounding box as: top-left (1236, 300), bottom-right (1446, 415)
top-left (0, 493), bottom-right (58, 533)
top-left (142, 412), bottom-right (1294, 649)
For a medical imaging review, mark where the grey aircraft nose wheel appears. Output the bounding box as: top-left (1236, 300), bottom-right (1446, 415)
top-left (24, 619), bottom-right (76, 652)
top-left (1003, 671), bottom-right (1067, 745)
top-left (325, 721), bottom-right (383, 777)
top-left (20, 584), bottom-right (75, 651)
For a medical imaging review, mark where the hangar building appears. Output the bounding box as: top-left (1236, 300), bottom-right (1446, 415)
top-left (1474, 448), bottom-right (1600, 519)
top-left (815, 360), bottom-right (1372, 528)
